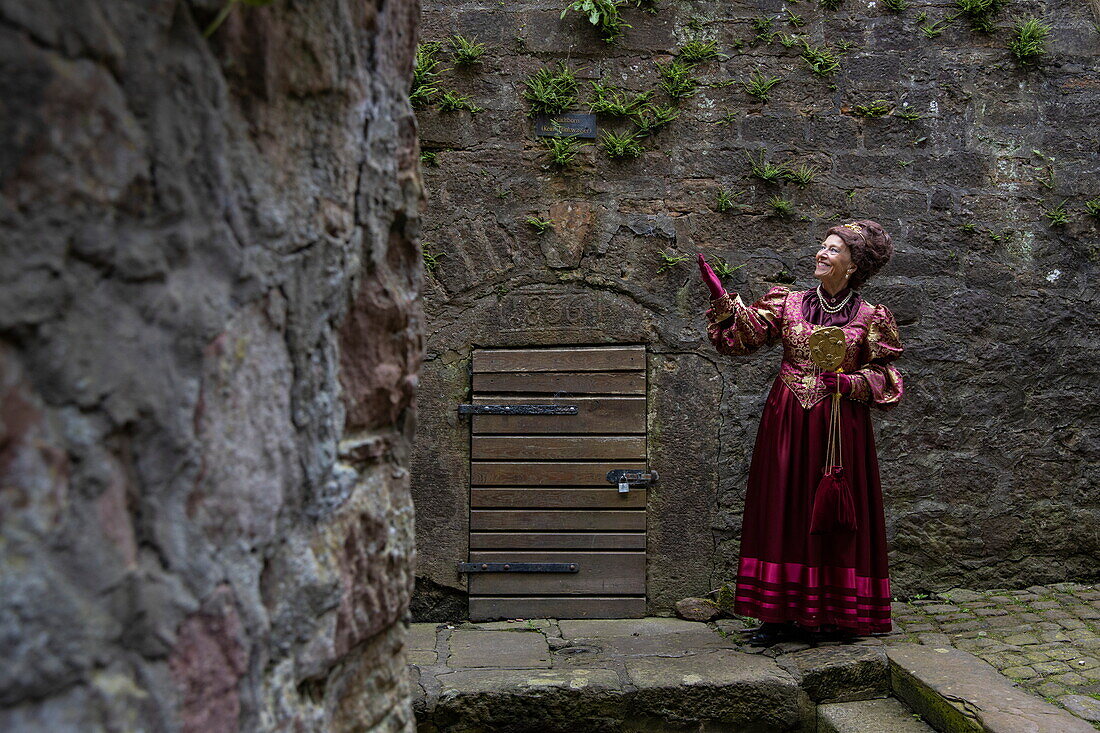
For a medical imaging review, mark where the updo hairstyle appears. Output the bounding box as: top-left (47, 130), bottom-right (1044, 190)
top-left (824, 219), bottom-right (894, 289)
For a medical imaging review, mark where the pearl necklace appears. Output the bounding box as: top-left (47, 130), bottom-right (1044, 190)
top-left (816, 283), bottom-right (853, 313)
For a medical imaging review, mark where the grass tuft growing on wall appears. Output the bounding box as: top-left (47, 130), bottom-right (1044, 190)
top-left (437, 91), bottom-right (483, 113)
top-left (1008, 16), bottom-right (1052, 67)
top-left (798, 39), bottom-right (841, 76)
top-left (542, 135), bottom-right (588, 168)
top-left (632, 104), bottom-right (680, 136)
top-left (449, 34), bottom-right (487, 65)
top-left (411, 42), bottom-right (445, 108)
top-left (601, 130), bottom-right (645, 160)
top-left (656, 58), bottom-right (700, 100)
top-left (523, 64), bottom-right (580, 116)
top-left (745, 150), bottom-right (789, 183)
top-left (742, 71), bottom-right (783, 101)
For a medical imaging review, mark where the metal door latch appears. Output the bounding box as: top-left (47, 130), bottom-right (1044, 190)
top-left (606, 469), bottom-right (659, 494)
top-left (457, 404), bottom-right (578, 415)
top-left (458, 562), bottom-right (579, 573)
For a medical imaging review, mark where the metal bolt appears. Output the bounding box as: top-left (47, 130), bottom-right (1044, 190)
top-left (503, 564), bottom-right (510, 570)
top-left (481, 563), bottom-right (488, 570)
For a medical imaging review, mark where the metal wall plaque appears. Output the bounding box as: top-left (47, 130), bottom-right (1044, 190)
top-left (533, 113), bottom-right (598, 139)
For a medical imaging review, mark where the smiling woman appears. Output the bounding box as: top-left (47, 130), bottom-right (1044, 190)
top-left (698, 219), bottom-right (904, 646)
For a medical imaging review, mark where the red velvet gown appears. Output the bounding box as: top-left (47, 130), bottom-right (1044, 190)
top-left (706, 285), bottom-right (904, 635)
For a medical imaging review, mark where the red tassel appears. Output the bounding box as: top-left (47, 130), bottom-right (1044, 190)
top-left (810, 465), bottom-right (858, 535)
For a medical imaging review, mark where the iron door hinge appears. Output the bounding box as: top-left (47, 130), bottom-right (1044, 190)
top-left (457, 404), bottom-right (578, 416)
top-left (458, 562), bottom-right (579, 573)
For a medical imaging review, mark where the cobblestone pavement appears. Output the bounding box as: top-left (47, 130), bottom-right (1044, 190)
top-left (884, 582), bottom-right (1100, 728)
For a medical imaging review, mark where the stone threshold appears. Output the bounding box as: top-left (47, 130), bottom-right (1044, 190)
top-left (409, 617), bottom-right (1094, 732)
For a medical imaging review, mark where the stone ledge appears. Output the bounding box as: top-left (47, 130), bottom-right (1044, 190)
top-left (887, 643), bottom-right (1097, 733)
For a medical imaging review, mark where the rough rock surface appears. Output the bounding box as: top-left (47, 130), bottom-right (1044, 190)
top-left (0, 0), bottom-right (421, 730)
top-left (411, 0), bottom-right (1100, 616)
top-left (676, 597), bottom-right (720, 622)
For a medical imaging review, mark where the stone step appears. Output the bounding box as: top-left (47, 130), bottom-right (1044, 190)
top-left (817, 697), bottom-right (936, 733)
top-left (886, 643), bottom-right (1096, 732)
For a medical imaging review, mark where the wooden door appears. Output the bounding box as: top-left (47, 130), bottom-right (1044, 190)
top-left (466, 345), bottom-right (649, 620)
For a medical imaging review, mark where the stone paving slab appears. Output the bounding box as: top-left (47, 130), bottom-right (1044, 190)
top-left (888, 642), bottom-right (1096, 732)
top-left (886, 581), bottom-right (1100, 728)
top-left (625, 649), bottom-right (815, 731)
top-left (818, 697), bottom-right (935, 733)
top-left (411, 582), bottom-right (1100, 730)
top-left (447, 628), bottom-right (551, 669)
top-left (783, 645), bottom-right (890, 703)
top-left (557, 616), bottom-right (730, 658)
top-left (409, 622), bottom-right (438, 651)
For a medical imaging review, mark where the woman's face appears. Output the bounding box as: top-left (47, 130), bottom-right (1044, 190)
top-left (813, 234), bottom-right (854, 285)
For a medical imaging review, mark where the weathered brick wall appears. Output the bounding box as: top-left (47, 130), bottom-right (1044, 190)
top-left (412, 0), bottom-right (1100, 617)
top-left (0, 0), bottom-right (421, 729)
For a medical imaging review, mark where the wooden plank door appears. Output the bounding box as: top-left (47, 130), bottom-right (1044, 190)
top-left (467, 345), bottom-right (649, 620)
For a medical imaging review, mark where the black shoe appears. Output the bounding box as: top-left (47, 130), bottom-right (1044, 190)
top-left (746, 622), bottom-right (790, 647)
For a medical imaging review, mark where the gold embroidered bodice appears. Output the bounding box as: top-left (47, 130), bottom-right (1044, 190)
top-left (706, 286), bottom-right (904, 410)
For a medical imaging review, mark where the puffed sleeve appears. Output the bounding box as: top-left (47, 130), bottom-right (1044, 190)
top-left (846, 304), bottom-right (904, 409)
top-left (705, 286), bottom-right (789, 356)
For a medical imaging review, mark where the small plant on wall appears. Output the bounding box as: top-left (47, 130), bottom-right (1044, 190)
top-left (561, 0), bottom-right (631, 42)
top-left (523, 64), bottom-right (580, 116)
top-left (631, 104), bottom-right (679, 136)
top-left (715, 187), bottom-right (744, 212)
top-left (767, 195), bottom-right (797, 217)
top-left (956, 0), bottom-right (1008, 33)
top-left (745, 150), bottom-right (789, 183)
top-left (798, 39), bottom-right (841, 76)
top-left (411, 42), bottom-right (445, 108)
top-left (437, 91), bottom-right (483, 113)
top-left (1085, 197), bottom-right (1100, 219)
top-left (422, 244), bottom-right (443, 275)
top-left (657, 249), bottom-right (691, 273)
top-left (750, 15), bottom-right (774, 44)
top-left (711, 256), bottom-right (746, 278)
top-left (525, 216), bottom-right (555, 233)
top-left (656, 57), bottom-right (700, 100)
top-left (449, 34), bottom-right (487, 65)
top-left (677, 38), bottom-right (724, 64)
top-left (601, 130), bottom-right (645, 160)
top-left (1042, 199), bottom-right (1070, 227)
top-left (542, 135), bottom-right (588, 168)
top-left (851, 99), bottom-right (894, 117)
top-left (895, 103), bottom-right (922, 121)
top-left (741, 71), bottom-right (783, 101)
top-left (1008, 16), bottom-right (1052, 67)
top-left (783, 163), bottom-right (820, 186)
top-left (589, 81), bottom-right (653, 116)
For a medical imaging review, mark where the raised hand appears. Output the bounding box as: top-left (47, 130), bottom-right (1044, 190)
top-left (821, 372), bottom-right (853, 395)
top-left (697, 254), bottom-right (726, 300)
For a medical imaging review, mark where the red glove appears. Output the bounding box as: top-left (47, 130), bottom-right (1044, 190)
top-left (821, 372), bottom-right (853, 395)
top-left (697, 254), bottom-right (726, 300)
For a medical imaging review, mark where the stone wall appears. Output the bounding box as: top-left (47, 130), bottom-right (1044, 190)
top-left (411, 0), bottom-right (1100, 618)
top-left (0, 0), bottom-right (421, 730)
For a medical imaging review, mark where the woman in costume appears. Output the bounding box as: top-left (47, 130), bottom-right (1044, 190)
top-left (697, 220), bottom-right (904, 645)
